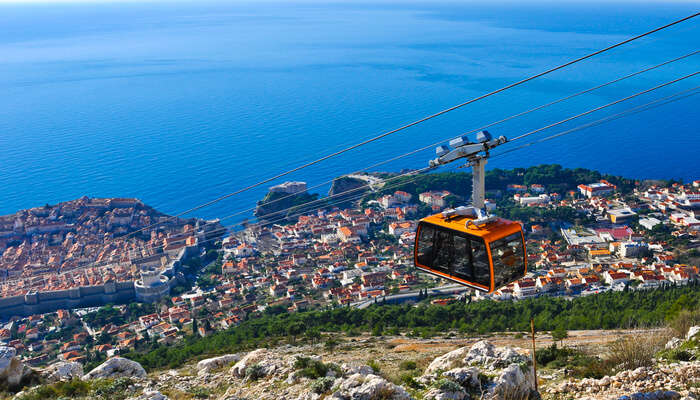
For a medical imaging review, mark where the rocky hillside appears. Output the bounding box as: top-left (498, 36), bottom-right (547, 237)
top-left (3, 327), bottom-right (700, 400)
top-left (254, 191), bottom-right (320, 221)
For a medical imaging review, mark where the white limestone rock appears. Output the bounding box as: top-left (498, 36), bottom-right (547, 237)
top-left (228, 348), bottom-right (292, 379)
top-left (686, 326), bottom-right (700, 341)
top-left (442, 367), bottom-right (481, 388)
top-left (128, 389), bottom-right (169, 400)
top-left (425, 340), bottom-right (527, 375)
top-left (666, 338), bottom-right (683, 350)
top-left (0, 346), bottom-right (31, 388)
top-left (487, 364), bottom-right (534, 400)
top-left (341, 363), bottom-right (375, 376)
top-left (424, 346), bottom-right (471, 374)
top-left (196, 354), bottom-right (240, 375)
top-left (331, 373), bottom-right (411, 400)
top-left (464, 340), bottom-right (526, 369)
top-left (42, 361), bottom-right (84, 383)
top-left (83, 357), bottom-right (147, 380)
top-left (424, 387), bottom-right (467, 400)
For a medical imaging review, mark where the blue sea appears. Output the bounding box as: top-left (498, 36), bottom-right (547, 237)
top-left (0, 1), bottom-right (698, 222)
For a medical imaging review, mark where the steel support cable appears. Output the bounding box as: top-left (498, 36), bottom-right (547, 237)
top-left (123, 72), bottom-right (700, 259)
top-left (508, 70), bottom-right (699, 142)
top-left (55, 85), bottom-right (693, 274)
top-left (145, 50), bottom-right (700, 237)
top-left (124, 165), bottom-right (436, 259)
top-left (220, 90), bottom-right (700, 252)
top-left (492, 87), bottom-right (700, 160)
top-left (193, 70), bottom-right (700, 236)
top-left (126, 164), bottom-right (457, 257)
top-left (119, 13), bottom-right (699, 239)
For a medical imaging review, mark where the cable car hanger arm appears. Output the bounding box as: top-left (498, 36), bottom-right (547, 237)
top-left (427, 130), bottom-right (507, 226)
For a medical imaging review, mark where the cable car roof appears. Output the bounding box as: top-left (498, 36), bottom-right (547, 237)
top-left (420, 213), bottom-right (523, 242)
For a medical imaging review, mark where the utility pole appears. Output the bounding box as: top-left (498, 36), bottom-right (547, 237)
top-left (530, 319), bottom-right (538, 393)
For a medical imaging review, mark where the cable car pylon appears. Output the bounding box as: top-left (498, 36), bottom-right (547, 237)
top-left (416, 131), bottom-right (527, 293)
top-left (430, 130), bottom-right (506, 225)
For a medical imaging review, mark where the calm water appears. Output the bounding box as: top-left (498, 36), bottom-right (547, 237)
top-left (0, 1), bottom-right (698, 221)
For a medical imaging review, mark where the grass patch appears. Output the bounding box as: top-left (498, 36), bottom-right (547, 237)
top-left (398, 360), bottom-right (417, 371)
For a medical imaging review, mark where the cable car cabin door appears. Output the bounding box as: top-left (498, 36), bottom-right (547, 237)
top-left (414, 221), bottom-right (526, 293)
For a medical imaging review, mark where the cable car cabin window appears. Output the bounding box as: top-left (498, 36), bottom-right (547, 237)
top-left (452, 235), bottom-right (472, 280)
top-left (432, 229), bottom-right (453, 274)
top-left (491, 232), bottom-right (526, 289)
top-left (417, 224), bottom-right (451, 274)
top-left (416, 225), bottom-right (435, 267)
top-left (470, 238), bottom-right (491, 287)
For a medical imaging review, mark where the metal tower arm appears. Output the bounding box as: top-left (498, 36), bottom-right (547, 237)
top-left (428, 131), bottom-right (507, 226)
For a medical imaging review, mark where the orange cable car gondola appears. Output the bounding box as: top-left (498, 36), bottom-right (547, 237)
top-left (413, 130), bottom-right (527, 293)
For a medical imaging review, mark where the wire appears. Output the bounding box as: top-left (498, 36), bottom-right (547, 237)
top-left (142, 50), bottom-right (700, 236)
top-left (492, 87), bottom-right (700, 160)
top-left (509, 71), bottom-right (699, 142)
top-left (124, 165), bottom-right (437, 258)
top-left (119, 13), bottom-right (699, 239)
top-left (123, 70), bottom-right (700, 259)
top-left (13, 83), bottom-right (697, 285)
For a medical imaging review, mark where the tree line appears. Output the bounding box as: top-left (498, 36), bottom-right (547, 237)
top-left (124, 285), bottom-right (699, 371)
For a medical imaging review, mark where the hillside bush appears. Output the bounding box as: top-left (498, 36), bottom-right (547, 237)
top-left (245, 364), bottom-right (265, 381)
top-left (435, 378), bottom-right (463, 393)
top-left (398, 360), bottom-right (417, 371)
top-left (667, 309), bottom-right (700, 338)
top-left (607, 332), bottom-right (668, 370)
top-left (310, 377), bottom-right (335, 394)
top-left (294, 357), bottom-right (326, 379)
top-left (367, 360), bottom-right (381, 374)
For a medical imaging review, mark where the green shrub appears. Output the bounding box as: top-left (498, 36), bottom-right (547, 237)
top-left (435, 378), bottom-right (463, 393)
top-left (535, 343), bottom-right (577, 367)
top-left (310, 377), bottom-right (335, 394)
top-left (92, 377), bottom-right (133, 399)
top-left (187, 386), bottom-right (212, 399)
top-left (294, 356), bottom-right (331, 379)
top-left (572, 358), bottom-right (615, 379)
top-left (16, 385), bottom-right (59, 400)
top-left (54, 379), bottom-right (91, 397)
top-left (367, 360), bottom-right (381, 374)
top-left (398, 360), bottom-right (417, 371)
top-left (16, 378), bottom-right (124, 400)
top-left (659, 348), bottom-right (694, 362)
top-left (245, 364), bottom-right (265, 381)
top-left (327, 362), bottom-right (342, 376)
top-left (399, 373), bottom-right (423, 389)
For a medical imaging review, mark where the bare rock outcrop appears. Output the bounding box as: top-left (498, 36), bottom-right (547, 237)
top-left (41, 361), bottom-right (84, 383)
top-left (489, 364), bottom-right (534, 400)
top-left (425, 340), bottom-right (526, 374)
top-left (128, 389), bottom-right (169, 400)
top-left (83, 357), bottom-right (147, 380)
top-left (331, 373), bottom-right (411, 400)
top-left (441, 367), bottom-right (481, 388)
top-left (229, 348), bottom-right (293, 379)
top-left (424, 387), bottom-right (467, 400)
top-left (0, 346), bottom-right (32, 388)
top-left (197, 354), bottom-right (240, 375)
top-left (341, 363), bottom-right (375, 376)
top-left (665, 338), bottom-right (683, 350)
top-left (686, 326), bottom-right (700, 341)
